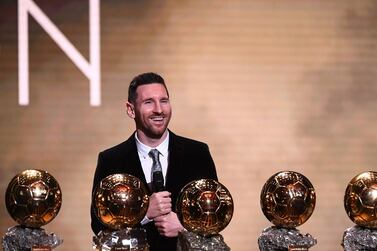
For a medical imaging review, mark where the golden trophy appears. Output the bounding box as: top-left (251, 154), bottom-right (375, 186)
top-left (342, 171), bottom-right (377, 250)
top-left (92, 173), bottom-right (149, 251)
top-left (176, 179), bottom-right (234, 251)
top-left (2, 169), bottom-right (63, 251)
top-left (258, 171), bottom-right (317, 251)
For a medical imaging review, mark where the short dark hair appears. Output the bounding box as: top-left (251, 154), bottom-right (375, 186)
top-left (128, 72), bottom-right (169, 103)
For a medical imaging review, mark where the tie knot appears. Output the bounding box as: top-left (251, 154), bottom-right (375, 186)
top-left (149, 149), bottom-right (160, 161)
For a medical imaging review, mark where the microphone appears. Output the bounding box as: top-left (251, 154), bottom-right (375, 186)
top-left (152, 170), bottom-right (165, 192)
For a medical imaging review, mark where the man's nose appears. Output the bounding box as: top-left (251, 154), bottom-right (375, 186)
top-left (154, 102), bottom-right (163, 113)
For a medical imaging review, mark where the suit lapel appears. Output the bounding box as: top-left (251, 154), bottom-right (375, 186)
top-left (166, 131), bottom-right (184, 191)
top-left (124, 134), bottom-right (148, 187)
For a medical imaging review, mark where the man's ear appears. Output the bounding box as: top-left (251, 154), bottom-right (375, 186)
top-left (126, 101), bottom-right (135, 119)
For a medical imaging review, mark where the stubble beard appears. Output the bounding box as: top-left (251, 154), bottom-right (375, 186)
top-left (136, 116), bottom-right (170, 140)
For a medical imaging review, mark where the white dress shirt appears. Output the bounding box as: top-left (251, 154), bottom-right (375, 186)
top-left (135, 131), bottom-right (169, 225)
top-left (135, 131), bottom-right (169, 185)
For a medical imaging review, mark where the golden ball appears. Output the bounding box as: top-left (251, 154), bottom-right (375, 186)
top-left (5, 169), bottom-right (62, 228)
top-left (176, 179), bottom-right (233, 236)
top-left (344, 171), bottom-right (377, 229)
top-left (260, 171), bottom-right (316, 228)
top-left (94, 174), bottom-right (149, 230)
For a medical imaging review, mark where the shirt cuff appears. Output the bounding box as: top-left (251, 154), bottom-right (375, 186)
top-left (140, 215), bottom-right (153, 225)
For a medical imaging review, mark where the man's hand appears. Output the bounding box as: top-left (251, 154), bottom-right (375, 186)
top-left (154, 212), bottom-right (184, 237)
top-left (146, 191), bottom-right (172, 219)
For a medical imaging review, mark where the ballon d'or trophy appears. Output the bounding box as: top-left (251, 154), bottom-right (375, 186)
top-left (176, 179), bottom-right (234, 251)
top-left (258, 171), bottom-right (317, 251)
top-left (2, 169), bottom-right (63, 251)
top-left (92, 173), bottom-right (149, 251)
top-left (342, 171), bottom-right (377, 250)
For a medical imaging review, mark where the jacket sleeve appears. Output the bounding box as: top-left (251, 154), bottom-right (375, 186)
top-left (90, 152), bottom-right (108, 235)
top-left (201, 143), bottom-right (218, 181)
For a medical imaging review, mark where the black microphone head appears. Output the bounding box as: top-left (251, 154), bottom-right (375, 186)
top-left (152, 171), bottom-right (165, 192)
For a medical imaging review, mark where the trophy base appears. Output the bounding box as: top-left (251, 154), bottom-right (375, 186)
top-left (258, 226), bottom-right (316, 251)
top-left (32, 247), bottom-right (52, 251)
top-left (288, 246), bottom-right (309, 251)
top-left (2, 226), bottom-right (62, 251)
top-left (177, 230), bottom-right (230, 251)
top-left (93, 228), bottom-right (149, 251)
top-left (342, 225), bottom-right (377, 251)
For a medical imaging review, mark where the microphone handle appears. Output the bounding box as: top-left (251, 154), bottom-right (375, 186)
top-left (153, 171), bottom-right (165, 192)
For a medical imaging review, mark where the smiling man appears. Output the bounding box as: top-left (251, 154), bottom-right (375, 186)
top-left (90, 72), bottom-right (218, 251)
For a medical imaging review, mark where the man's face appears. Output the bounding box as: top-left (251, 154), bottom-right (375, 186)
top-left (127, 83), bottom-right (172, 139)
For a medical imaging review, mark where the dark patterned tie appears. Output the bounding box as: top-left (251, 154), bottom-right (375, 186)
top-left (149, 149), bottom-right (164, 192)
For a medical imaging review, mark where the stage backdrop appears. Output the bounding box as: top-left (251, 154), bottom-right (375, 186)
top-left (1, 0), bottom-right (377, 250)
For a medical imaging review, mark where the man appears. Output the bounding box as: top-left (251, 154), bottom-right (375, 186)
top-left (91, 72), bottom-right (218, 251)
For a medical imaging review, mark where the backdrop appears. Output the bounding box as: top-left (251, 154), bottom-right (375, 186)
top-left (1, 0), bottom-right (377, 250)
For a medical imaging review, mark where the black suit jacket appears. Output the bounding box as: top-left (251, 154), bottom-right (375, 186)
top-left (91, 130), bottom-right (218, 251)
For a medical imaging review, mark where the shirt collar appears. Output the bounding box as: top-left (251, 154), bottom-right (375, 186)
top-left (135, 131), bottom-right (169, 159)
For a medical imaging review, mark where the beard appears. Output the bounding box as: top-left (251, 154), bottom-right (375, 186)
top-left (135, 114), bottom-right (171, 140)
top-left (143, 125), bottom-right (167, 139)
